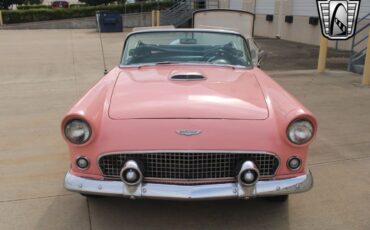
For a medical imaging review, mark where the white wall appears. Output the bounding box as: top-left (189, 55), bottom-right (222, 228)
top-left (220, 0), bottom-right (368, 51)
top-left (255, 0), bottom-right (275, 15)
top-left (292, 0), bottom-right (318, 16)
top-left (359, 0), bottom-right (370, 19)
top-left (292, 0), bottom-right (369, 18)
top-left (229, 0), bottom-right (243, 10)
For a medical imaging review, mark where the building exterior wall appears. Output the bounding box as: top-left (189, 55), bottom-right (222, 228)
top-left (291, 0), bottom-right (318, 16)
top-left (255, 0), bottom-right (275, 14)
top-left (254, 14), bottom-right (278, 38)
top-left (123, 12), bottom-right (152, 27)
top-left (42, 0), bottom-right (80, 5)
top-left (0, 12), bottom-right (153, 29)
top-left (218, 0), bottom-right (229, 8)
top-left (219, 0), bottom-right (369, 51)
top-left (280, 15), bottom-right (322, 45)
top-left (242, 0), bottom-right (254, 12)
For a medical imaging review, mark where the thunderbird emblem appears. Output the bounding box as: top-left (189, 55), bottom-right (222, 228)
top-left (316, 0), bottom-right (361, 40)
top-left (176, 130), bottom-right (202, 136)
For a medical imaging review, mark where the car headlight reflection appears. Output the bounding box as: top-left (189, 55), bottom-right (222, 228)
top-left (64, 119), bottom-right (91, 144)
top-left (287, 119), bottom-right (313, 145)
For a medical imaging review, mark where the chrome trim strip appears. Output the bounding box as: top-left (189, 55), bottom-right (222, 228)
top-left (119, 29), bottom-right (254, 69)
top-left (96, 150), bottom-right (281, 179)
top-left (104, 176), bottom-right (273, 183)
top-left (64, 170), bottom-right (313, 200)
top-left (143, 177), bottom-right (236, 185)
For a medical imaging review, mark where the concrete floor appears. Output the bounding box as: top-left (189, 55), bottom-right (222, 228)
top-left (255, 38), bottom-right (350, 71)
top-left (0, 30), bottom-right (369, 230)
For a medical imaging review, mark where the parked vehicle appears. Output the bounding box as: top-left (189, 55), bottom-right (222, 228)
top-left (62, 27), bottom-right (317, 201)
top-left (51, 1), bottom-right (69, 9)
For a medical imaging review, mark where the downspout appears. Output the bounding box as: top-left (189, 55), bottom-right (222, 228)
top-left (277, 0), bottom-right (284, 38)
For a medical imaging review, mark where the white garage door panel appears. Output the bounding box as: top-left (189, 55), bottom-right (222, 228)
top-left (230, 0), bottom-right (243, 10)
top-left (292, 0), bottom-right (318, 16)
top-left (359, 1), bottom-right (370, 19)
top-left (256, 0), bottom-right (275, 15)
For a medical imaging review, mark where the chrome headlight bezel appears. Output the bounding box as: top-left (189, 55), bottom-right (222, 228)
top-left (287, 119), bottom-right (314, 145)
top-left (64, 119), bottom-right (92, 145)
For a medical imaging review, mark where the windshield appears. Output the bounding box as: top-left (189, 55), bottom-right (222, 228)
top-left (121, 31), bottom-right (252, 67)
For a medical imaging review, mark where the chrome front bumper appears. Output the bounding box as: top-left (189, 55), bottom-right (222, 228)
top-left (64, 171), bottom-right (313, 200)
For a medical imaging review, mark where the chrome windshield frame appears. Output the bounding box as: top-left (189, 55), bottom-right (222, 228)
top-left (119, 29), bottom-right (254, 68)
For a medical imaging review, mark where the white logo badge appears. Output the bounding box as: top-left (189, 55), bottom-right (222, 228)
top-left (316, 0), bottom-right (361, 40)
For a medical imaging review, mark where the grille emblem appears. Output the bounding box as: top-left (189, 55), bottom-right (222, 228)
top-left (316, 0), bottom-right (361, 40)
top-left (176, 130), bottom-right (202, 136)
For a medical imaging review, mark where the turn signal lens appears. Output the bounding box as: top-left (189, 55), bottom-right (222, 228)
top-left (287, 157), bottom-right (302, 171)
top-left (76, 157), bottom-right (89, 169)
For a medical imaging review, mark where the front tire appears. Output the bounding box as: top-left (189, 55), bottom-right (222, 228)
top-left (264, 195), bottom-right (288, 202)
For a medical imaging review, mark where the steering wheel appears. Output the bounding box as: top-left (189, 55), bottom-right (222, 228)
top-left (207, 57), bottom-right (231, 65)
top-left (203, 44), bottom-right (243, 64)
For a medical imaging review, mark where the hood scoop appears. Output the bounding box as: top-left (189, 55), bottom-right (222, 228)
top-left (170, 72), bottom-right (206, 81)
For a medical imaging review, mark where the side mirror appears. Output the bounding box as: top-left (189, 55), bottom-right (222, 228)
top-left (257, 50), bottom-right (267, 68)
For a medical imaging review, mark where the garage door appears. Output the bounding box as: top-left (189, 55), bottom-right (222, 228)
top-left (229, 0), bottom-right (243, 10)
top-left (359, 1), bottom-right (370, 19)
top-left (292, 0), bottom-right (318, 16)
top-left (255, 0), bottom-right (275, 15)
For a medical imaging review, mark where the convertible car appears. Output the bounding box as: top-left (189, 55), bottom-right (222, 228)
top-left (63, 28), bottom-right (317, 201)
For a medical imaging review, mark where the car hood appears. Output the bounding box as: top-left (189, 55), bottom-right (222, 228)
top-left (109, 66), bottom-right (269, 120)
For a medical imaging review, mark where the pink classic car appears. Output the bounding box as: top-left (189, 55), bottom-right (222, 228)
top-left (62, 28), bottom-right (317, 201)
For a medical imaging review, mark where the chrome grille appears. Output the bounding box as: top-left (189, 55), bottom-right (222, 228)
top-left (99, 152), bottom-right (279, 184)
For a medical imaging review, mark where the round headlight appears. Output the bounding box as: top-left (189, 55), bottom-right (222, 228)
top-left (287, 119), bottom-right (314, 145)
top-left (64, 119), bottom-right (91, 144)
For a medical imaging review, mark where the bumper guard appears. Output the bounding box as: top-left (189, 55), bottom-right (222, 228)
top-left (64, 170), bottom-right (313, 200)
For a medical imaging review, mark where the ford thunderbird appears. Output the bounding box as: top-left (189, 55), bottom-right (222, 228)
top-left (62, 28), bottom-right (317, 201)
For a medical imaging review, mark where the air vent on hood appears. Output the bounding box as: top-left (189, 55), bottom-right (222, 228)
top-left (170, 73), bottom-right (206, 81)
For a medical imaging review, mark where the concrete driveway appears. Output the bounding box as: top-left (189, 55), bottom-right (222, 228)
top-left (256, 37), bottom-right (350, 71)
top-left (0, 30), bottom-right (369, 230)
